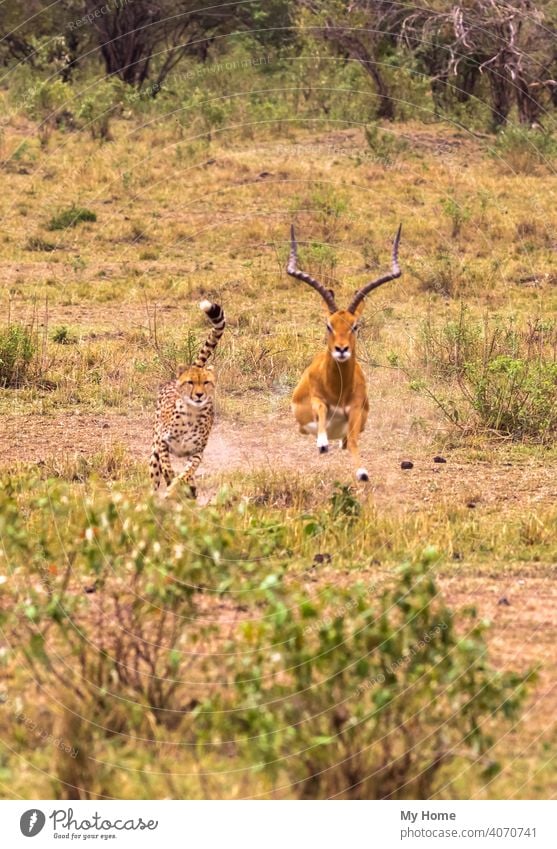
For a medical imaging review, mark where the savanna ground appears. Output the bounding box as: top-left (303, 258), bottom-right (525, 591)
top-left (1, 98), bottom-right (557, 799)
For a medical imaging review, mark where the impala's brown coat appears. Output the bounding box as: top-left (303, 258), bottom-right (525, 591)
top-left (287, 225), bottom-right (401, 482)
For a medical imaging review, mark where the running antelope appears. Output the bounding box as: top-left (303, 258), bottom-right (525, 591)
top-left (287, 224), bottom-right (402, 481)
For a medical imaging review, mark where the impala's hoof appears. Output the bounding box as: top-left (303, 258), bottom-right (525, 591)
top-left (356, 468), bottom-right (369, 482)
top-left (317, 434), bottom-right (329, 454)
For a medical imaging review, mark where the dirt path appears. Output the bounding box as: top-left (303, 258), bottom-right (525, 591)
top-left (2, 410), bottom-right (556, 510)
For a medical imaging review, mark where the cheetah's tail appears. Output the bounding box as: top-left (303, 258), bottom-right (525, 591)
top-left (194, 300), bottom-right (226, 367)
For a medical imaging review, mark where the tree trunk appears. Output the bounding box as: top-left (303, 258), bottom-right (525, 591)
top-left (486, 68), bottom-right (511, 128)
top-left (515, 76), bottom-right (542, 125)
top-left (322, 25), bottom-right (395, 120)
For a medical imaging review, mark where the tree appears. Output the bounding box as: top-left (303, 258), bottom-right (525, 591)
top-left (83, 0), bottom-right (270, 90)
top-left (399, 1), bottom-right (557, 127)
top-left (298, 0), bottom-right (404, 120)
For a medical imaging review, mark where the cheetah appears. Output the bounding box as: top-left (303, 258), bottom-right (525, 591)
top-left (149, 300), bottom-right (225, 496)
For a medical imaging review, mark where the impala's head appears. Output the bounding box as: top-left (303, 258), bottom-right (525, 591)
top-left (176, 364), bottom-right (215, 408)
top-left (325, 307), bottom-right (363, 362)
top-left (286, 224), bottom-right (402, 362)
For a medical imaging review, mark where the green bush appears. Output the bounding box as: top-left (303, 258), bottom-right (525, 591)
top-left (464, 355), bottom-right (557, 439)
top-left (52, 325), bottom-right (77, 345)
top-left (364, 122), bottom-right (408, 165)
top-left (77, 79), bottom-right (125, 140)
top-left (199, 550), bottom-right (532, 799)
top-left (418, 305), bottom-right (482, 380)
top-left (48, 205), bottom-right (97, 231)
top-left (441, 195), bottom-right (471, 239)
top-left (0, 324), bottom-right (36, 387)
top-left (415, 313), bottom-right (557, 440)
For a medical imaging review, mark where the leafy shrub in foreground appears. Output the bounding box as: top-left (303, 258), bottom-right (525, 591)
top-left (198, 549), bottom-right (533, 799)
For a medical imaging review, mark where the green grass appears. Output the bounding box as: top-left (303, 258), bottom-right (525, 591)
top-left (48, 205), bottom-right (97, 231)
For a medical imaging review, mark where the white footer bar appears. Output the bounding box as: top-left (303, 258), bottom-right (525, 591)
top-left (1, 800), bottom-right (555, 848)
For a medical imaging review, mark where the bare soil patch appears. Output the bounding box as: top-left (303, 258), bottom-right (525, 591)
top-left (1, 411), bottom-right (556, 512)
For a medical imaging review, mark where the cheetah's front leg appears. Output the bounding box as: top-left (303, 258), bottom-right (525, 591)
top-left (150, 441), bottom-right (175, 490)
top-left (166, 453), bottom-right (202, 498)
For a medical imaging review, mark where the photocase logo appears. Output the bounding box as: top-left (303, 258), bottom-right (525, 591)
top-left (20, 809), bottom-right (46, 837)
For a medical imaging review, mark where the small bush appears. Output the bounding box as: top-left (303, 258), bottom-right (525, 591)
top-left (48, 205), bottom-right (97, 231)
top-left (25, 236), bottom-right (57, 252)
top-left (411, 251), bottom-right (486, 298)
top-left (76, 79), bottom-right (124, 141)
top-left (491, 125), bottom-right (557, 174)
top-left (418, 305), bottom-right (482, 380)
top-left (364, 122), bottom-right (408, 165)
top-left (0, 324), bottom-right (36, 387)
top-left (441, 196), bottom-right (471, 239)
top-left (52, 325), bottom-right (77, 345)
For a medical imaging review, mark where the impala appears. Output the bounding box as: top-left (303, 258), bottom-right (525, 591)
top-left (287, 224), bottom-right (402, 481)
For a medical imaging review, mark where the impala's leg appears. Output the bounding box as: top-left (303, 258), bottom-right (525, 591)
top-left (311, 397), bottom-right (329, 453)
top-left (347, 400), bottom-right (369, 481)
top-left (292, 399), bottom-right (313, 435)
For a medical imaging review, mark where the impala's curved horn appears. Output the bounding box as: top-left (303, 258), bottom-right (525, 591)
top-left (287, 225), bottom-right (338, 313)
top-left (347, 224), bottom-right (402, 314)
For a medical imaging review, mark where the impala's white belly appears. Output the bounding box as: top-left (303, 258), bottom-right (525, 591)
top-left (302, 407), bottom-right (349, 440)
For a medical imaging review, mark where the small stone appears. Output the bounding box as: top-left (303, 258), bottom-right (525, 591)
top-left (433, 456), bottom-right (447, 464)
top-left (313, 553), bottom-right (332, 565)
top-left (497, 596), bottom-right (511, 606)
top-left (401, 461), bottom-right (414, 470)
top-left (466, 501), bottom-right (476, 508)
top-left (452, 551), bottom-right (462, 561)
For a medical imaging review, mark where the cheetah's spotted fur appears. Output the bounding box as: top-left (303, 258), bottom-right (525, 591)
top-left (149, 301), bottom-right (225, 496)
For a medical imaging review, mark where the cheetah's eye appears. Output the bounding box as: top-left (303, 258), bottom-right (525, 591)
top-left (186, 380), bottom-right (194, 386)
top-left (203, 381), bottom-right (212, 386)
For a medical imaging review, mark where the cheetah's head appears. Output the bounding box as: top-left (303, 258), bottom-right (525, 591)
top-left (176, 364), bottom-right (215, 408)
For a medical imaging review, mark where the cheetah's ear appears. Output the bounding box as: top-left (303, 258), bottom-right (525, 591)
top-left (205, 364), bottom-right (215, 372)
top-left (176, 364), bottom-right (187, 378)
